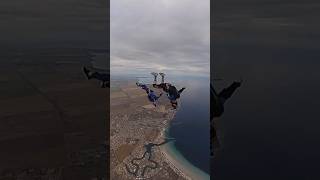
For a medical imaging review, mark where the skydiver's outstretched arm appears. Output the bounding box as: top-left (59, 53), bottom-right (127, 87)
top-left (136, 82), bottom-right (150, 94)
top-left (159, 72), bottom-right (166, 83)
top-left (178, 87), bottom-right (186, 94)
top-left (218, 81), bottom-right (241, 101)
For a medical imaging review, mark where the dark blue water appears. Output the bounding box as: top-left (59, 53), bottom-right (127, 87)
top-left (167, 77), bottom-right (210, 174)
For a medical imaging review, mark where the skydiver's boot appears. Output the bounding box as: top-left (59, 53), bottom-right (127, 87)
top-left (159, 72), bottom-right (165, 83)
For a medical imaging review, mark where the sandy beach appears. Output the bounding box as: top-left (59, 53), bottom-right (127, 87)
top-left (159, 120), bottom-right (210, 180)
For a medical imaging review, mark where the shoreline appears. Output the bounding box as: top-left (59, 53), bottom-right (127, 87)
top-left (158, 110), bottom-right (210, 180)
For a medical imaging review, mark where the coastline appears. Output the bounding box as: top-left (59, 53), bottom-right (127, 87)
top-left (158, 110), bottom-right (210, 180)
top-left (110, 78), bottom-right (209, 179)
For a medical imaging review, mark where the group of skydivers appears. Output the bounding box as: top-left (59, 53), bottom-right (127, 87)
top-left (83, 66), bottom-right (186, 109)
top-left (136, 72), bottom-right (186, 109)
top-left (83, 64), bottom-right (241, 115)
top-left (83, 66), bottom-right (242, 156)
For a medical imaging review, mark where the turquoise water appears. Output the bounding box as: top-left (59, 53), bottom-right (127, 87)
top-left (164, 123), bottom-right (210, 180)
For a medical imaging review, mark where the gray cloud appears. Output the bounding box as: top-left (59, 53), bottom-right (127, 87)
top-left (111, 0), bottom-right (210, 76)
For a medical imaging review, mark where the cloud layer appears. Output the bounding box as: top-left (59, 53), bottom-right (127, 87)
top-left (111, 0), bottom-right (210, 77)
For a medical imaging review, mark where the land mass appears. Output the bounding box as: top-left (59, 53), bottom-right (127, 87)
top-left (110, 80), bottom-right (189, 180)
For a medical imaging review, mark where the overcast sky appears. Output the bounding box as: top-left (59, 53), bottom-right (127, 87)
top-left (110, 0), bottom-right (210, 77)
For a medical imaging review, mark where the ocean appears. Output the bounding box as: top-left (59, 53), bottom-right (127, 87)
top-left (165, 76), bottom-right (210, 175)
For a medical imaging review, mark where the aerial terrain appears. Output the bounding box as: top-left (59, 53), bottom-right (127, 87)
top-left (110, 80), bottom-right (188, 180)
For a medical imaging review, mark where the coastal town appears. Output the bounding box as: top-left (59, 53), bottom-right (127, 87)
top-left (110, 80), bottom-right (188, 180)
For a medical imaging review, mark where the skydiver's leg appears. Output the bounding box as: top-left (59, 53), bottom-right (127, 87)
top-left (151, 72), bottom-right (158, 84)
top-left (159, 72), bottom-right (165, 83)
top-left (151, 72), bottom-right (164, 90)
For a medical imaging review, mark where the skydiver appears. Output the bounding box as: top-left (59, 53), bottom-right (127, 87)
top-left (151, 72), bottom-right (185, 109)
top-left (136, 81), bottom-right (163, 107)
